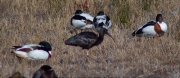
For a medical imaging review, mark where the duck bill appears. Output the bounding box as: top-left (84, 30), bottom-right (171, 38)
top-left (105, 31), bottom-right (115, 42)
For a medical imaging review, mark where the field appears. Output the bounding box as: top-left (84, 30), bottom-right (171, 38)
top-left (0, 0), bottom-right (180, 77)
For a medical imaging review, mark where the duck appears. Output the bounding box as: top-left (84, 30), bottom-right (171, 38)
top-left (70, 10), bottom-right (94, 31)
top-left (9, 72), bottom-right (25, 78)
top-left (65, 27), bottom-right (114, 55)
top-left (93, 11), bottom-right (112, 32)
top-left (12, 41), bottom-right (52, 60)
top-left (132, 14), bottom-right (168, 37)
top-left (32, 65), bottom-right (58, 78)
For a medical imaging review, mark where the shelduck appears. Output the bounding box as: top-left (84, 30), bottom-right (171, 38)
top-left (12, 41), bottom-right (52, 60)
top-left (132, 14), bottom-right (168, 37)
top-left (70, 10), bottom-right (94, 31)
top-left (93, 11), bottom-right (112, 32)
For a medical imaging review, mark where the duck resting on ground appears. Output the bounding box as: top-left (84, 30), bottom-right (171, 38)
top-left (70, 10), bottom-right (94, 32)
top-left (132, 14), bottom-right (168, 37)
top-left (12, 41), bottom-right (52, 60)
top-left (93, 11), bottom-right (112, 32)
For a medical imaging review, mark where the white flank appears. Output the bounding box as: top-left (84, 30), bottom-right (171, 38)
top-left (134, 20), bottom-right (156, 36)
top-left (71, 12), bottom-right (94, 30)
top-left (28, 50), bottom-right (49, 60)
top-left (14, 51), bottom-right (28, 58)
top-left (142, 25), bottom-right (157, 36)
top-left (72, 19), bottom-right (86, 28)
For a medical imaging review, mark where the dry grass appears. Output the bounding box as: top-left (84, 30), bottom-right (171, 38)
top-left (0, 0), bottom-right (180, 77)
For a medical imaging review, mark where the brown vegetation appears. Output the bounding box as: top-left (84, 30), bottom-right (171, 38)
top-left (0, 0), bottom-right (180, 77)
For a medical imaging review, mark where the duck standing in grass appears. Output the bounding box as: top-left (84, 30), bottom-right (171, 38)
top-left (93, 11), bottom-right (112, 32)
top-left (32, 65), bottom-right (58, 78)
top-left (70, 10), bottom-right (94, 32)
top-left (132, 14), bottom-right (168, 37)
top-left (12, 41), bottom-right (52, 60)
top-left (65, 27), bottom-right (115, 55)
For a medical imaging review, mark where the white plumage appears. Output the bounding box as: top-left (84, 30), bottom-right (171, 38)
top-left (12, 41), bottom-right (52, 60)
top-left (71, 10), bottom-right (94, 30)
top-left (158, 21), bottom-right (168, 32)
top-left (27, 50), bottom-right (50, 60)
top-left (132, 14), bottom-right (168, 37)
top-left (93, 11), bottom-right (112, 32)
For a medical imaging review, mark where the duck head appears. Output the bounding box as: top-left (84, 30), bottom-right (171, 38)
top-left (156, 14), bottom-right (163, 23)
top-left (33, 65), bottom-right (58, 78)
top-left (39, 41), bottom-right (52, 53)
top-left (40, 65), bottom-right (53, 71)
top-left (75, 10), bottom-right (83, 15)
top-left (97, 11), bottom-right (105, 15)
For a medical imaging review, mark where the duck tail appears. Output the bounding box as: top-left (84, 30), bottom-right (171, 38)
top-left (12, 46), bottom-right (22, 49)
top-left (132, 31), bottom-right (136, 36)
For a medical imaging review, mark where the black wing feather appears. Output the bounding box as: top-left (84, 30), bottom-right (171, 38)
top-left (132, 21), bottom-right (156, 36)
top-left (12, 46), bottom-right (22, 49)
top-left (106, 16), bottom-right (110, 21)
